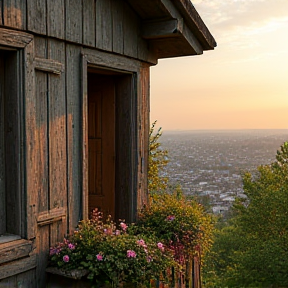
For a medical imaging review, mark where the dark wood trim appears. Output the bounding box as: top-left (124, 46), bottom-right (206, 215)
top-left (142, 18), bottom-right (182, 39)
top-left (34, 57), bottom-right (64, 75)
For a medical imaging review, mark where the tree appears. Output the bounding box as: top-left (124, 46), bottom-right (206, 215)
top-left (148, 121), bottom-right (169, 193)
top-left (204, 141), bottom-right (288, 287)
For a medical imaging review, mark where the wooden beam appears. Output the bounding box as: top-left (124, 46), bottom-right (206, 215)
top-left (0, 255), bottom-right (36, 280)
top-left (34, 57), bottom-right (64, 75)
top-left (36, 207), bottom-right (66, 226)
top-left (182, 22), bottom-right (203, 55)
top-left (0, 239), bottom-right (33, 265)
top-left (142, 18), bottom-right (183, 39)
top-left (0, 28), bottom-right (33, 48)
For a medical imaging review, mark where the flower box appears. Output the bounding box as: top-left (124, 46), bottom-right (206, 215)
top-left (46, 267), bottom-right (90, 288)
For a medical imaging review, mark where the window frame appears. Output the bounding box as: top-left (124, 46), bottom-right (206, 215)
top-left (0, 28), bottom-right (34, 243)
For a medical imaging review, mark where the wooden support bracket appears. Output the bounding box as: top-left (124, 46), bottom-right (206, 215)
top-left (35, 57), bottom-right (65, 75)
top-left (36, 207), bottom-right (66, 226)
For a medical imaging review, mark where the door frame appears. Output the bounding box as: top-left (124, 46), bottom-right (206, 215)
top-left (81, 51), bottom-right (140, 222)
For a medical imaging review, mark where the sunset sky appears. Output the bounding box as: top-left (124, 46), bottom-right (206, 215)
top-left (150, 0), bottom-right (288, 130)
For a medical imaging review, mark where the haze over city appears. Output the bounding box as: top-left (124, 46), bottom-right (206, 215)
top-left (150, 0), bottom-right (288, 130)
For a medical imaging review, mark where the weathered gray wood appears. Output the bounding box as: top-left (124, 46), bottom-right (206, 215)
top-left (47, 0), bottom-right (65, 39)
top-left (0, 239), bottom-right (32, 265)
top-left (81, 55), bottom-right (89, 220)
top-left (0, 255), bottom-right (36, 280)
top-left (83, 48), bottom-right (140, 73)
top-left (0, 276), bottom-right (16, 288)
top-left (34, 37), bottom-right (49, 216)
top-left (16, 269), bottom-right (36, 288)
top-left (137, 65), bottom-right (150, 209)
top-left (66, 0), bottom-right (83, 44)
top-left (27, 0), bottom-right (46, 35)
top-left (123, 2), bottom-right (138, 58)
top-left (83, 0), bottom-right (96, 47)
top-left (3, 0), bottom-right (27, 29)
top-left (96, 0), bottom-right (112, 51)
top-left (142, 18), bottom-right (182, 39)
top-left (0, 27), bottom-right (33, 48)
top-left (34, 57), bottom-right (64, 75)
top-left (46, 267), bottom-right (89, 280)
top-left (47, 38), bottom-right (67, 244)
top-left (0, 53), bottom-right (5, 235)
top-left (67, 44), bottom-right (82, 232)
top-left (37, 207), bottom-right (66, 226)
top-left (36, 227), bottom-right (49, 288)
top-left (24, 37), bottom-right (38, 240)
top-left (115, 75), bottom-right (137, 222)
top-left (111, 0), bottom-right (123, 54)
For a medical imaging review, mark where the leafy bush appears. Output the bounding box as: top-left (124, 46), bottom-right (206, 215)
top-left (49, 210), bottom-right (176, 287)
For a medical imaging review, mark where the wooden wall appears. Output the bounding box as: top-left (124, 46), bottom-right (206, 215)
top-left (0, 1), bottom-right (152, 286)
top-left (0, 0), bottom-right (156, 64)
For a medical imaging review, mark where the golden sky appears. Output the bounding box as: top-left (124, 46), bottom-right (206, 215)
top-left (150, 0), bottom-right (288, 130)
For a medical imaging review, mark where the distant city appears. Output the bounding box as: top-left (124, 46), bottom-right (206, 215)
top-left (160, 129), bottom-right (288, 215)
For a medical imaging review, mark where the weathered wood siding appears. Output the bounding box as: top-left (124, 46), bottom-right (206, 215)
top-left (0, 0), bottom-right (152, 287)
top-left (0, 0), bottom-right (155, 64)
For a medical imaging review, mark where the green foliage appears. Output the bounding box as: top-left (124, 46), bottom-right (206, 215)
top-left (49, 210), bottom-right (176, 287)
top-left (148, 121), bottom-right (169, 192)
top-left (137, 191), bottom-right (215, 266)
top-left (203, 141), bottom-right (288, 288)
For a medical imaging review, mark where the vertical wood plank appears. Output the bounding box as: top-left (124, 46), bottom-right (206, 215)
top-left (33, 36), bottom-right (50, 288)
top-left (111, 0), bottom-right (123, 54)
top-left (0, 53), bottom-right (5, 235)
top-left (16, 269), bottom-right (37, 288)
top-left (25, 37), bottom-right (37, 241)
top-left (3, 0), bottom-right (27, 30)
top-left (115, 74), bottom-right (138, 222)
top-left (47, 0), bottom-right (64, 39)
top-left (65, 0), bottom-right (83, 44)
top-left (48, 38), bottom-right (67, 244)
top-left (0, 2), bottom-right (3, 25)
top-left (37, 227), bottom-right (49, 288)
top-left (123, 2), bottom-right (138, 58)
top-left (27, 0), bottom-right (46, 35)
top-left (83, 0), bottom-right (96, 47)
top-left (137, 66), bottom-right (150, 210)
top-left (0, 276), bottom-right (16, 288)
top-left (81, 55), bottom-right (88, 220)
top-left (96, 0), bottom-right (112, 51)
top-left (34, 37), bottom-right (49, 215)
top-left (66, 44), bottom-right (82, 232)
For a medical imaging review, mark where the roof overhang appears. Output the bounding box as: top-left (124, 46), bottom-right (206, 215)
top-left (127, 0), bottom-right (216, 59)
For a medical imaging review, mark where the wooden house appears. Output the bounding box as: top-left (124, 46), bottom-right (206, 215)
top-left (0, 0), bottom-right (216, 287)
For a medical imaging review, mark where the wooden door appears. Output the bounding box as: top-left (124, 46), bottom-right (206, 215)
top-left (88, 76), bottom-right (115, 218)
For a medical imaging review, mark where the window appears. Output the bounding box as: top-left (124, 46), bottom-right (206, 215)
top-left (0, 48), bottom-right (24, 243)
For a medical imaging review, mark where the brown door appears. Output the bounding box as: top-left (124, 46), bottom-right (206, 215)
top-left (88, 76), bottom-right (115, 218)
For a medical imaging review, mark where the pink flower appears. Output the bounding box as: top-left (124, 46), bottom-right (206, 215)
top-left (127, 250), bottom-right (137, 258)
top-left (137, 239), bottom-right (147, 248)
top-left (120, 222), bottom-right (128, 231)
top-left (63, 255), bottom-right (69, 263)
top-left (166, 215), bottom-right (175, 221)
top-left (96, 254), bottom-right (103, 261)
top-left (68, 243), bottom-right (75, 250)
top-left (157, 242), bottom-right (164, 251)
top-left (115, 230), bottom-right (121, 236)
